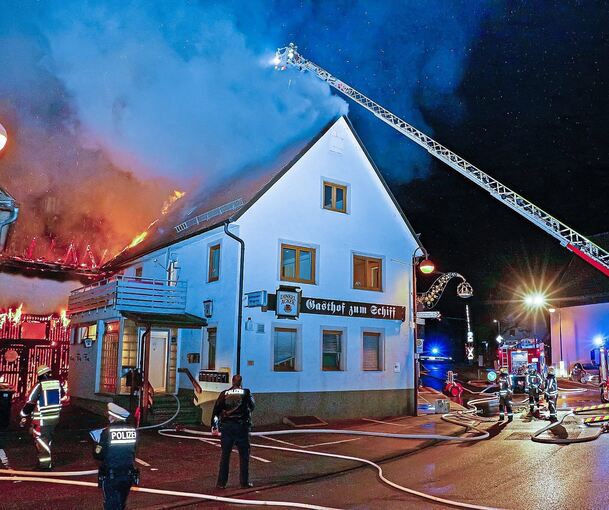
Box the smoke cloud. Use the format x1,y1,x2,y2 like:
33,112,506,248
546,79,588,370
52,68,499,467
0,0,488,269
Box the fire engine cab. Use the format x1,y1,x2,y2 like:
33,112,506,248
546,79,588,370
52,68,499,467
497,339,546,393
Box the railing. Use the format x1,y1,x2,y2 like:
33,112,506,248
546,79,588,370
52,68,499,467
68,276,187,315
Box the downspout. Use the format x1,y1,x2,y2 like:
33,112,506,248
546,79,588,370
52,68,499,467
224,220,245,376
0,203,19,252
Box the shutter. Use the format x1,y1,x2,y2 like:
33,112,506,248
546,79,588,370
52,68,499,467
363,333,380,370
323,332,341,353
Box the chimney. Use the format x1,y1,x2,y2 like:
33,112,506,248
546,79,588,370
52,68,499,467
0,187,19,252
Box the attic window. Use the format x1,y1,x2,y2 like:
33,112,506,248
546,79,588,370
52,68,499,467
329,130,344,153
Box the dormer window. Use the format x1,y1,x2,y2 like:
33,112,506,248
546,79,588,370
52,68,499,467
323,181,347,213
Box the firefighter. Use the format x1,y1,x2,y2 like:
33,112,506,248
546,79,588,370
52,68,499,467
497,367,513,422
19,365,66,469
93,403,139,510
544,366,559,422
212,374,255,489
525,364,543,416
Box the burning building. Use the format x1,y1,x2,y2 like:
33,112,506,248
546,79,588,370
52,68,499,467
66,117,424,425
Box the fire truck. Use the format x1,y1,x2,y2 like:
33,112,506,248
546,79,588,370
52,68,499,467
497,339,546,393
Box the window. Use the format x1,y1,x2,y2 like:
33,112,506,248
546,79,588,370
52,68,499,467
322,330,343,371
207,327,217,370
363,332,382,371
75,323,97,344
323,182,347,213
353,255,382,291
135,266,143,278
281,244,315,284
274,327,297,371
208,244,220,282
99,322,120,393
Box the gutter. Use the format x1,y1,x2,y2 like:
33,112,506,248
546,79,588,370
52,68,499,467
224,220,245,375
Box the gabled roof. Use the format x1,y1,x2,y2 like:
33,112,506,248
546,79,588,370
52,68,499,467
557,232,609,306
107,116,423,269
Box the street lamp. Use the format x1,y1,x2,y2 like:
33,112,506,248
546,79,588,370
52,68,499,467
0,122,7,152
524,292,546,308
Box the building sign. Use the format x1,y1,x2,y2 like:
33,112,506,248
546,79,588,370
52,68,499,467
302,297,405,321
246,291,268,308
276,290,300,319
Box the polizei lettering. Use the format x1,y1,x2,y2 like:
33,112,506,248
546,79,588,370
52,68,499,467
110,429,136,441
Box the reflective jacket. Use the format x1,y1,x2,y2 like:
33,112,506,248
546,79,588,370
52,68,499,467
20,378,65,425
498,375,513,396
94,422,137,475
526,372,543,391
212,387,255,425
545,375,558,397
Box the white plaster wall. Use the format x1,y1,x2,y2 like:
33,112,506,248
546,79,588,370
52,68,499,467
550,302,609,369
237,117,418,394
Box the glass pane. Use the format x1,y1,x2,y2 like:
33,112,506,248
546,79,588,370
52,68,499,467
369,260,381,289
363,333,380,370
323,332,341,353
282,248,296,279
335,187,344,211
353,257,366,288
323,353,339,370
323,184,333,208
274,329,296,371
209,247,220,280
299,249,313,281
208,328,217,370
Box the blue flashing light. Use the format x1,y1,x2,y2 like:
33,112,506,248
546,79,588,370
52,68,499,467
431,347,439,355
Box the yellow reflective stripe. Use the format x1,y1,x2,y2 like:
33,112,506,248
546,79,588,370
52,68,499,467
41,380,60,391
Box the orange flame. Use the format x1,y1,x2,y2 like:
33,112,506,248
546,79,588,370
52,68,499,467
128,231,148,249
60,309,70,329
161,190,186,215
0,304,24,328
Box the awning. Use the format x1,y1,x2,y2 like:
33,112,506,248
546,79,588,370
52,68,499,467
121,312,207,329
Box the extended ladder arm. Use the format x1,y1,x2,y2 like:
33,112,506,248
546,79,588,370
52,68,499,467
275,44,609,277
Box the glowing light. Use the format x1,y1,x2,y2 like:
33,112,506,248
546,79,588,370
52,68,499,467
272,54,281,66
419,259,435,274
593,335,604,346
0,122,7,151
128,231,148,249
59,309,70,329
548,307,556,313
161,190,186,215
496,335,503,343
524,292,546,308
431,347,439,355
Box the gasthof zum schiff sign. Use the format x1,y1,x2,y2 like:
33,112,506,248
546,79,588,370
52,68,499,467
302,297,405,321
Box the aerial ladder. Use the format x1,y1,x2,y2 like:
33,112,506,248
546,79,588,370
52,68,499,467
274,43,609,278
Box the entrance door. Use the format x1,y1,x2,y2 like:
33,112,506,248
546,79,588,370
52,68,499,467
149,331,168,393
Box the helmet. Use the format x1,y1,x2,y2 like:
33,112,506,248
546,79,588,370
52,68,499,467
500,367,508,375
37,365,52,377
548,366,555,375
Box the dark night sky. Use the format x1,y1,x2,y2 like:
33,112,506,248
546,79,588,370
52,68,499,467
1,1,608,346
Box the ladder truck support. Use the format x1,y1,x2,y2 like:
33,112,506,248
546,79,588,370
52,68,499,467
274,43,609,278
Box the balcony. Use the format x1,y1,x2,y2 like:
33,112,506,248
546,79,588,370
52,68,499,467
68,276,187,316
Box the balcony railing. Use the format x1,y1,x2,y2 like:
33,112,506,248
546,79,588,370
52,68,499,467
68,276,187,315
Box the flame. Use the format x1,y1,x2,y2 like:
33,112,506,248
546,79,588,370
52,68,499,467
0,304,24,328
128,231,148,249
161,190,186,215
60,309,70,329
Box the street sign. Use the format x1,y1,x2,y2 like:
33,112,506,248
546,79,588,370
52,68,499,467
246,290,268,308
416,311,441,320
487,371,497,382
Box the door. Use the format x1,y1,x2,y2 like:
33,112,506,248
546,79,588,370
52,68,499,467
149,331,168,393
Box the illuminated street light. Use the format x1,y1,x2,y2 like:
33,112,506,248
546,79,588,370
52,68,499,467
548,307,556,313
594,335,604,346
0,122,7,152
524,292,546,308
419,259,435,274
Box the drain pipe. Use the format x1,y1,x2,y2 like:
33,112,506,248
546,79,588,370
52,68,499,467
0,189,19,252
224,220,245,375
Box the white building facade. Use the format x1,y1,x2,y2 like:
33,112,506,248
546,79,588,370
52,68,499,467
67,117,423,425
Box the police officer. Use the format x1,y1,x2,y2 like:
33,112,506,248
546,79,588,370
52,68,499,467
93,403,139,510
497,367,513,422
19,365,66,469
544,366,559,422
525,364,543,416
212,374,255,489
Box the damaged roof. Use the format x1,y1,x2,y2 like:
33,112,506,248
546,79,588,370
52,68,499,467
106,116,423,269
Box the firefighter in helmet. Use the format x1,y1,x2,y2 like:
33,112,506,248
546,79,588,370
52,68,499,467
525,363,543,416
544,366,559,422
19,365,67,469
497,367,513,422
93,403,139,510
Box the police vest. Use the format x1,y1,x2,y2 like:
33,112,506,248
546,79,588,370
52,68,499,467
103,426,137,472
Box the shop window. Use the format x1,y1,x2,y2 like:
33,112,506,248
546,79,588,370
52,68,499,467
322,330,343,371
99,322,120,393
274,327,297,371
353,255,382,291
281,244,315,284
363,332,382,371
208,244,221,282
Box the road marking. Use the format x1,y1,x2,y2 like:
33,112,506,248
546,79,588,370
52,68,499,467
302,438,360,448
361,418,411,428
259,435,303,448
201,438,271,463
135,458,151,467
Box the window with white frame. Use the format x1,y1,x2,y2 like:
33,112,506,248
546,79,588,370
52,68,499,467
207,327,217,370
322,330,343,371
74,323,97,345
363,331,382,371
274,327,297,371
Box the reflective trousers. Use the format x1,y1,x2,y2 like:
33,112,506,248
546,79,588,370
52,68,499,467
498,394,513,419
32,420,57,469
547,394,557,419
217,421,250,487
528,389,540,413
101,475,132,510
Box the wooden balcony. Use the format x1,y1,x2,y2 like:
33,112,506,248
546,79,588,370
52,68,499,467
68,276,187,316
